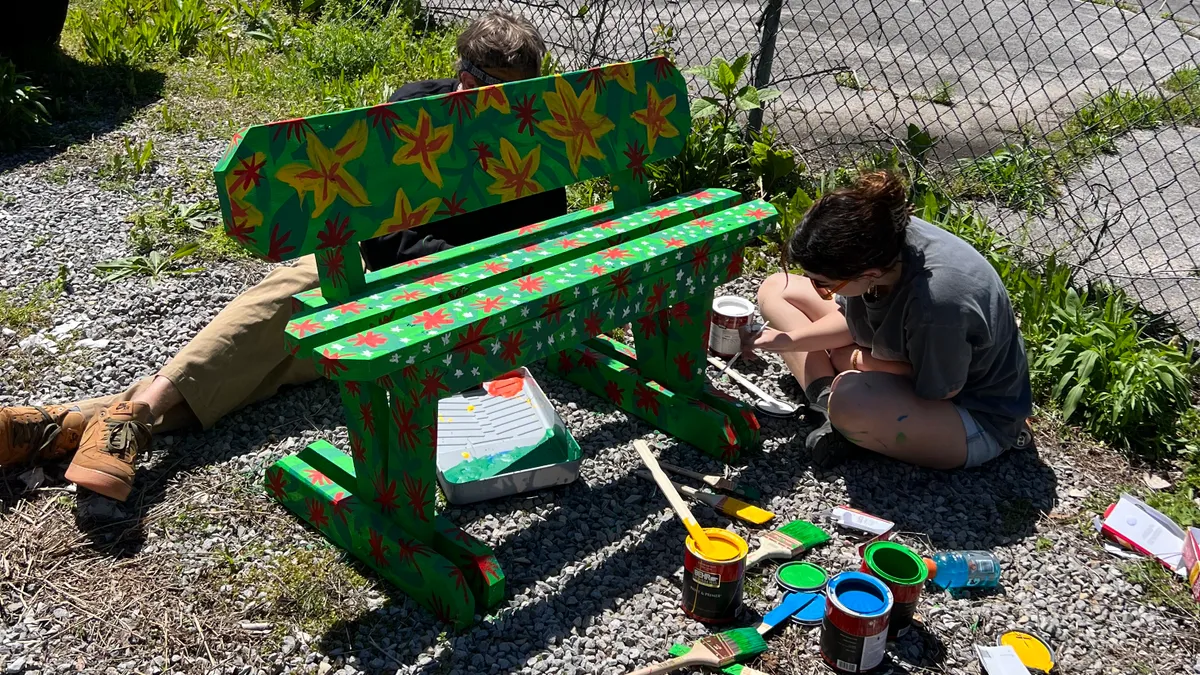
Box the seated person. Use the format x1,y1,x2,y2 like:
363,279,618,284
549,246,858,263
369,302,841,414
0,10,567,502
747,171,1032,470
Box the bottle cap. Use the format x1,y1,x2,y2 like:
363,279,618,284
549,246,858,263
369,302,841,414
923,557,937,576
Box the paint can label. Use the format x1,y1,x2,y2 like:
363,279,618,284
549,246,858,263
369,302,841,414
682,547,745,624
710,296,755,359
821,616,888,672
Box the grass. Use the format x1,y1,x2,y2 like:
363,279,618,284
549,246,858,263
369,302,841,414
0,267,69,336
1125,559,1200,618
1035,536,1054,551
225,545,372,639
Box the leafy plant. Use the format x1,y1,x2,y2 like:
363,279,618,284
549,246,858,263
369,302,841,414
956,143,1059,213
684,54,781,126
0,57,52,150
834,70,864,90
1062,89,1166,155
101,137,157,181
651,54,794,200
915,80,954,106
95,243,204,282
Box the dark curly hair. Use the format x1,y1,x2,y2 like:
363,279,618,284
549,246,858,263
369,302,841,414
786,171,910,280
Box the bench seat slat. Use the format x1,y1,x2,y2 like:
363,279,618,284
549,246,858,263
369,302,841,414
305,200,777,381
390,232,757,393
286,189,743,350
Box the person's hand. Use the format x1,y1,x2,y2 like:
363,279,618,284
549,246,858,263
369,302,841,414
742,327,791,353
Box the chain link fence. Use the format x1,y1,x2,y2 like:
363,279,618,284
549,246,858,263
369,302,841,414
424,0,1200,338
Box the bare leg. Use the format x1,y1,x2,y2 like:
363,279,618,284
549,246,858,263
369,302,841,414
138,376,184,421
828,371,968,469
756,272,843,389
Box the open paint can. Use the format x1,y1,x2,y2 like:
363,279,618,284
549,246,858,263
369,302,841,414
820,571,893,673
682,528,749,624
709,296,756,359
860,541,928,638
776,561,829,594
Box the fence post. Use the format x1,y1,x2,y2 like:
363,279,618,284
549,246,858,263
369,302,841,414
748,0,784,132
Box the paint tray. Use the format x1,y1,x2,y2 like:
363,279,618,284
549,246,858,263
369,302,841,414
435,367,581,505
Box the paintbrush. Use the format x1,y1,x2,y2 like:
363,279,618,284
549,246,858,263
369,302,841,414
745,519,831,570
717,321,769,378
633,440,714,554
635,470,774,525
630,627,768,675
666,644,769,675
658,461,761,500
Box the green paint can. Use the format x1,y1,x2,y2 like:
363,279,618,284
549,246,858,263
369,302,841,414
860,541,928,637
775,561,829,594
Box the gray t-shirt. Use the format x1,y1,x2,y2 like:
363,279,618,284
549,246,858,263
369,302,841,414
836,217,1032,449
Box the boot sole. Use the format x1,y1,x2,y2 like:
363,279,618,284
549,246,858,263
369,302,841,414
64,464,132,502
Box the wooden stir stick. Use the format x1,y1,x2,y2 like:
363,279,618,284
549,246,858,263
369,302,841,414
632,440,713,554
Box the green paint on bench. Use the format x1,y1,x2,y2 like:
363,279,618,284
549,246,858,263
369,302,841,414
219,56,775,628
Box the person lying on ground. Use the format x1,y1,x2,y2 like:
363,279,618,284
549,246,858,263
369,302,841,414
745,170,1033,470
0,10,567,503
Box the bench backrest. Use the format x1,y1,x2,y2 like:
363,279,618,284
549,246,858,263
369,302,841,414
214,57,690,267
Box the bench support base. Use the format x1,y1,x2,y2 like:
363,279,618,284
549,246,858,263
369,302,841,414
263,440,506,628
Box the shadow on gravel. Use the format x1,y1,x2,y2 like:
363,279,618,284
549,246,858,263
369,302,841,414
0,51,166,172
838,445,1059,550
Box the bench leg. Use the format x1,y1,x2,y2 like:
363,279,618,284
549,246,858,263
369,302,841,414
262,441,477,628
550,336,759,462
387,378,507,612
263,379,505,628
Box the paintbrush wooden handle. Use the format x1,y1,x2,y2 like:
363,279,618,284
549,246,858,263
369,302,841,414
745,546,791,569
627,654,701,675
632,441,712,552
658,461,717,486
636,470,721,507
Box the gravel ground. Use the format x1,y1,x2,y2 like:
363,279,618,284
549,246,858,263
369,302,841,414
2,120,1200,675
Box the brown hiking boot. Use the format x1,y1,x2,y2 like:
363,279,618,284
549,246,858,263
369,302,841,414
0,405,88,467
64,402,153,501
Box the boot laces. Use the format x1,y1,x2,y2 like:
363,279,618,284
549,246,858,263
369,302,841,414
103,417,151,463
13,406,63,462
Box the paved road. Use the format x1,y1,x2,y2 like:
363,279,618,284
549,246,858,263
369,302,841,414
426,0,1200,334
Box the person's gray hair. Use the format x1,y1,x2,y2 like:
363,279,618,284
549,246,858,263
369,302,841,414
457,10,546,82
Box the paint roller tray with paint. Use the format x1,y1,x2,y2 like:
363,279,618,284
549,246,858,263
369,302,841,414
435,367,582,505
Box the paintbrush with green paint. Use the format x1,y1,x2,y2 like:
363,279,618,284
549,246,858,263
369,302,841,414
666,644,768,675
745,519,831,570
629,627,767,674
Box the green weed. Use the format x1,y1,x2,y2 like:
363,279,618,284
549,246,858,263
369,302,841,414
915,80,955,106
100,137,157,182
1060,89,1166,156
1125,559,1200,618
834,70,865,90
0,268,68,336
955,144,1059,213
566,178,613,212
95,244,204,282
1035,536,1053,551
126,193,252,262
0,57,52,150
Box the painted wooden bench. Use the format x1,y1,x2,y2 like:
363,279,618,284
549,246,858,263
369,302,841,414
214,57,777,627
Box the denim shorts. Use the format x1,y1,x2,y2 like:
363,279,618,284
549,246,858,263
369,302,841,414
956,405,1005,468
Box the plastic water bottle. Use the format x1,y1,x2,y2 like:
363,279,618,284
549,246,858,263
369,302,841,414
923,551,1002,590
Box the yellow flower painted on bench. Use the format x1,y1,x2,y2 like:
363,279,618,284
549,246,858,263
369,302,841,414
538,76,615,176
486,139,543,202
476,86,511,114
604,63,637,94
392,108,454,187
631,83,678,153
376,188,442,236
276,121,371,218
